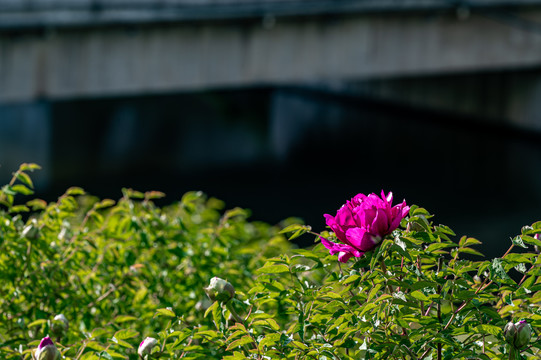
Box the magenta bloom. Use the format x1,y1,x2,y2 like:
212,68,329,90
321,190,409,262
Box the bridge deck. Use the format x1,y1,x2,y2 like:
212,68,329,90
3,0,541,103
1,0,541,29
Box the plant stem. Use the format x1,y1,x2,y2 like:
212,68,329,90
380,259,394,293
225,302,244,324
437,258,443,360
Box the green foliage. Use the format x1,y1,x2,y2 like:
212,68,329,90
0,164,291,359
1,164,541,359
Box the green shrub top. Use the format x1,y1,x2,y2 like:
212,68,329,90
0,164,540,360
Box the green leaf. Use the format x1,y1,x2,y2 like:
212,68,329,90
19,163,41,171
411,281,438,291
412,207,431,216
11,184,33,195
110,337,133,349
223,351,247,360
26,198,47,210
145,191,166,200
375,294,393,303
154,308,176,318
256,264,289,274
477,354,492,360
504,253,535,264
279,224,311,240
96,351,113,360
226,335,254,351
359,303,377,318
28,319,47,328
259,333,281,349
367,284,382,303
91,328,110,338
459,236,482,247
521,235,541,247
426,242,456,253
113,329,139,340
10,205,29,213
16,172,33,188
114,315,138,323
473,324,501,336
342,274,361,285
66,187,85,196
86,341,107,351
123,188,145,199
410,290,429,301
104,350,124,359
198,330,221,339
252,318,280,331
279,224,306,234
94,199,115,210
204,301,219,319
479,306,501,321
458,247,484,257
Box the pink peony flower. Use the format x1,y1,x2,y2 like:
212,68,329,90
321,190,409,262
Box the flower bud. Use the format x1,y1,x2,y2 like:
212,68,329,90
503,322,517,346
204,277,235,303
514,320,532,350
504,320,532,350
51,314,69,336
22,219,39,240
35,336,61,360
138,337,158,357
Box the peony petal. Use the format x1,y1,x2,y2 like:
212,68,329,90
38,337,55,350
324,214,345,241
335,205,356,228
338,251,354,263
350,193,366,207
401,203,410,218
320,236,341,254
371,208,389,236
346,227,379,252
360,205,377,229
366,193,385,209
389,202,410,231
321,237,363,261
381,190,393,214
384,190,393,204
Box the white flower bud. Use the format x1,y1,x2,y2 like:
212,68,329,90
51,314,69,336
22,219,39,240
204,277,235,303
138,337,158,357
35,336,61,360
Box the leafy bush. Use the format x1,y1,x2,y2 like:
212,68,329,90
0,164,540,360
0,164,291,359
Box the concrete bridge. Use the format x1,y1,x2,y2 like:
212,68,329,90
2,0,541,105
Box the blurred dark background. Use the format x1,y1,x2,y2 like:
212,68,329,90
2,0,541,257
